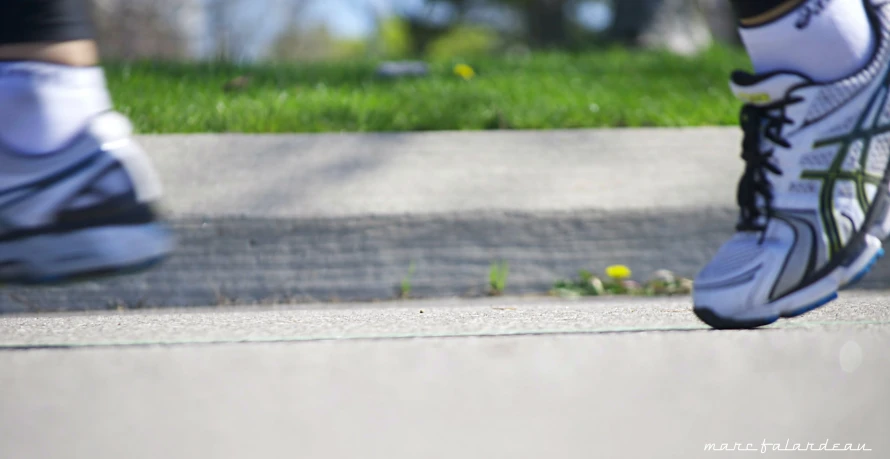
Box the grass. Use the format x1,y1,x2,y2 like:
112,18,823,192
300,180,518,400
400,262,416,299
552,268,693,298
489,261,509,296
105,46,751,134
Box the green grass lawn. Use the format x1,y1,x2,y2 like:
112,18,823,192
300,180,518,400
106,46,751,134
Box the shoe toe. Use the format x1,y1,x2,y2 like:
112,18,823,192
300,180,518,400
693,233,792,324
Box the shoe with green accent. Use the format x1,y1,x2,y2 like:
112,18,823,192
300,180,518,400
694,0,890,329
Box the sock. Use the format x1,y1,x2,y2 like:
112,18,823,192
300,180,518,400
735,0,875,82
0,62,112,155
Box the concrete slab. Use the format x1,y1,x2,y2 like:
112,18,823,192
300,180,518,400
3,128,889,311
1,294,888,459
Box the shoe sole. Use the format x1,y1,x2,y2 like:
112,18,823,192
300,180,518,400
693,249,884,330
0,223,174,285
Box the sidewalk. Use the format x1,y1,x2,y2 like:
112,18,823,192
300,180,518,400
3,128,887,312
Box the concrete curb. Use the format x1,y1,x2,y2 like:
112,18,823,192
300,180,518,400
2,128,889,312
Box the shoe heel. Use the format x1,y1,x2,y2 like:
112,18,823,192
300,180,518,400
869,183,890,240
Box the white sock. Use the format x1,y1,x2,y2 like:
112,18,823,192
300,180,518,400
739,0,876,82
0,62,112,155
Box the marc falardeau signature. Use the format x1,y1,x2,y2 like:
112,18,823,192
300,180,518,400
705,439,872,453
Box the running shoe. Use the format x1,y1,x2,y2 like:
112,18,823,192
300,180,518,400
0,111,173,284
694,0,890,329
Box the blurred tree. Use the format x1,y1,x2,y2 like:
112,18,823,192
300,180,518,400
494,0,738,53
269,24,370,61
610,0,712,54
427,24,499,59
492,0,570,48
377,17,413,58
609,0,742,53
523,0,570,47
700,0,740,45
397,0,470,55
397,0,565,54
405,18,452,56
269,25,336,61
91,0,194,60
482,0,564,48
206,0,310,61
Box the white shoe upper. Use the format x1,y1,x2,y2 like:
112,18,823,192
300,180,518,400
0,111,162,239
694,0,890,318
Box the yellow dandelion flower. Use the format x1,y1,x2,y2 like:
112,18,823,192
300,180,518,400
454,64,476,80
606,265,632,280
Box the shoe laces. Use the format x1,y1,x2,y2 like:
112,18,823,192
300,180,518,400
735,97,803,235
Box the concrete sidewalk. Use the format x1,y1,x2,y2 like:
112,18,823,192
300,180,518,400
2,294,889,459
3,128,889,312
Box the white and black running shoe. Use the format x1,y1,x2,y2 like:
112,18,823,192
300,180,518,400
0,111,173,284
694,0,890,329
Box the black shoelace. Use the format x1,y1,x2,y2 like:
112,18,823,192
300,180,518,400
735,97,803,234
